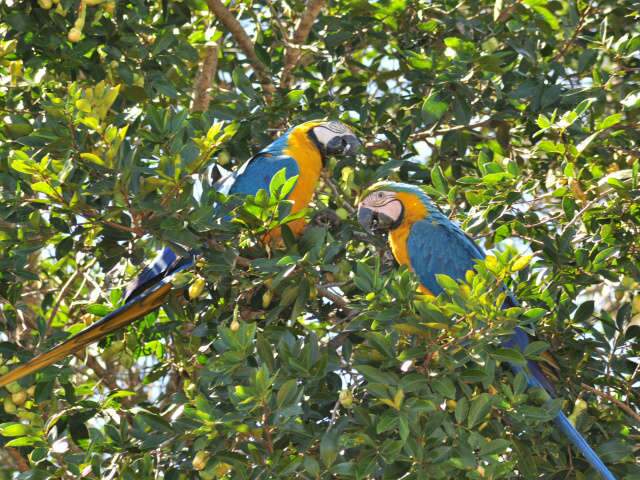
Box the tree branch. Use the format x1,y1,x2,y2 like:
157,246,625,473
366,118,494,151
206,0,275,97
191,44,219,113
317,285,350,308
233,253,351,308
280,0,326,90
581,383,640,424
553,4,594,62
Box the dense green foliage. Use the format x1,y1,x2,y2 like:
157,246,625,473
1,0,639,478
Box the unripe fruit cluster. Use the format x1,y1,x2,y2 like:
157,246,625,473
36,0,117,43
1,358,36,415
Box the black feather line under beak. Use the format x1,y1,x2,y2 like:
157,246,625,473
358,206,397,235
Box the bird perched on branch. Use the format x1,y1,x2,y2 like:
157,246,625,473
0,120,361,389
357,181,617,480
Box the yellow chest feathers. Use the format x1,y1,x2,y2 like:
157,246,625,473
388,191,432,294
283,128,323,214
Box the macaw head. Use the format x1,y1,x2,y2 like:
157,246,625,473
357,181,432,235
295,120,361,159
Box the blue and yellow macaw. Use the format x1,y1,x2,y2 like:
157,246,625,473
0,120,360,388
357,181,616,480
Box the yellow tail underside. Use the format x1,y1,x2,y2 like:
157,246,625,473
0,283,173,388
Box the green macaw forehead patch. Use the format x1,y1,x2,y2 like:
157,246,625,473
359,181,430,203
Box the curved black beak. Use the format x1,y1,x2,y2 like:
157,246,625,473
325,134,361,157
357,206,396,235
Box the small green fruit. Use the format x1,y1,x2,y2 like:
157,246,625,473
192,450,210,471
189,277,206,300
336,208,348,220
338,389,353,408
68,28,82,43
261,290,273,309
11,391,27,406
3,398,16,414
5,382,22,394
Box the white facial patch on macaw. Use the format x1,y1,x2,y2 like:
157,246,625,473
362,191,403,222
312,122,354,145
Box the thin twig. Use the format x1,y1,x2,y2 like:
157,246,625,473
235,254,350,308
206,0,275,97
326,396,342,431
366,118,494,150
191,44,219,113
553,3,594,62
560,195,601,235
322,172,356,214
45,258,97,335
580,383,640,424
280,0,326,90
85,355,120,391
496,0,522,23
317,285,350,308
45,271,81,332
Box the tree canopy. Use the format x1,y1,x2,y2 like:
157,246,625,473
0,0,639,478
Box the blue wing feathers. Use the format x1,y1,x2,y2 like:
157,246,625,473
124,247,193,301
227,153,299,196
407,218,484,296
127,139,300,301
215,131,299,198
407,215,616,479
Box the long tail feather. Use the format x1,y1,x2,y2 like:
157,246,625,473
554,410,617,480
0,270,188,389
516,364,617,480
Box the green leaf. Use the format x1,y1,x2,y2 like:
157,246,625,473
573,300,594,322
80,152,106,166
596,113,622,130
455,397,469,423
479,438,511,456
576,130,601,156
523,308,546,321
5,436,41,447
286,89,305,104
430,165,448,194
303,456,320,477
421,91,448,125
276,379,298,408
523,341,549,358
435,274,458,291
597,439,634,463
86,304,112,316
320,430,338,467
232,67,258,99
10,158,39,175
376,412,398,434
31,181,61,199
513,372,528,395
432,377,456,399
491,347,526,366
355,365,398,385
0,422,29,437
467,393,492,428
